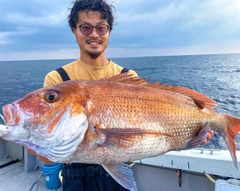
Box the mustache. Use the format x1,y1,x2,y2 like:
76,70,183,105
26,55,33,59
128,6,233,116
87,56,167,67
85,39,103,44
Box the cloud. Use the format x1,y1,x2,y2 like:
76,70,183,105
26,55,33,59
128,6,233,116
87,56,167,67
111,0,240,48
0,1,75,53
0,48,79,61
1,38,239,61
107,38,240,58
0,0,240,61
0,1,70,26
5,12,66,27
0,29,38,45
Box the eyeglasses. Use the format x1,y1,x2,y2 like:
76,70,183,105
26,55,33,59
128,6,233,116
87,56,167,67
79,23,110,36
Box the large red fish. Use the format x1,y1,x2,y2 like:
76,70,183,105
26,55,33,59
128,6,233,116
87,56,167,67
1,73,240,191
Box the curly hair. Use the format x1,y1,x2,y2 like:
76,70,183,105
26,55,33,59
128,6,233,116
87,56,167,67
68,0,115,32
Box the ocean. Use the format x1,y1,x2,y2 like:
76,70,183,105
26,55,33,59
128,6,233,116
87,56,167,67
0,53,240,149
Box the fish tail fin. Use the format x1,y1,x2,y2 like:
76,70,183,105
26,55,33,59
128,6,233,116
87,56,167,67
225,114,240,169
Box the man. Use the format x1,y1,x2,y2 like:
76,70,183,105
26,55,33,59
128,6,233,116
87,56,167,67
28,0,214,190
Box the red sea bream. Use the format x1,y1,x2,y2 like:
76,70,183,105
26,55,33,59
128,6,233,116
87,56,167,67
1,73,240,191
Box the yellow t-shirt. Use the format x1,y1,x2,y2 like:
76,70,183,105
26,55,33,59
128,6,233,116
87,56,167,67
44,59,138,87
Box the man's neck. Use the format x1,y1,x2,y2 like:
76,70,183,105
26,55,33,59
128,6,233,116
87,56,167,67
80,54,109,67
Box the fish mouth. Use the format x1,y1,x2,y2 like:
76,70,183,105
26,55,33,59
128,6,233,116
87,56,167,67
1,105,32,141
1,104,89,162
2,103,23,126
0,123,30,142
0,113,30,140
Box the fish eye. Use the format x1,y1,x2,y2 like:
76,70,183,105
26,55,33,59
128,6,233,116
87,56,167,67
44,91,59,103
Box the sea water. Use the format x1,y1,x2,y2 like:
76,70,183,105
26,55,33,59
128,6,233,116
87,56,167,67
0,53,240,149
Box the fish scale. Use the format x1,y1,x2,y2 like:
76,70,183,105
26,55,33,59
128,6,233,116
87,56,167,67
1,73,240,191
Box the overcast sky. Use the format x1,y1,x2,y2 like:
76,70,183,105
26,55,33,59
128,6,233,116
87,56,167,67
1,0,240,61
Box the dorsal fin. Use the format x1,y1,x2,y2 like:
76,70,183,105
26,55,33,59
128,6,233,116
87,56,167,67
105,73,217,110
146,82,217,109
104,72,150,85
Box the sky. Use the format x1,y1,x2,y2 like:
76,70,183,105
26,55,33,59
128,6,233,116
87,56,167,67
0,0,240,61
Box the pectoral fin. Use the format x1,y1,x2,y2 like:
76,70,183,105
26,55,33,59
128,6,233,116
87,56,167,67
102,163,137,191
94,124,171,149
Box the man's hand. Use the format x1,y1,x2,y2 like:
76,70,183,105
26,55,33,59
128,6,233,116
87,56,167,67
27,148,55,164
200,130,214,145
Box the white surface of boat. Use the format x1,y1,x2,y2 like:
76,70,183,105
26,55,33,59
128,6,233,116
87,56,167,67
132,149,240,191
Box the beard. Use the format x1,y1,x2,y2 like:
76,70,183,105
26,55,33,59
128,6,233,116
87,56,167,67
82,40,108,59
86,50,102,59
85,39,109,59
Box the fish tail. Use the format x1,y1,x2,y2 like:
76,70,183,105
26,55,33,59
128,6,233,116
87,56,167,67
225,114,240,169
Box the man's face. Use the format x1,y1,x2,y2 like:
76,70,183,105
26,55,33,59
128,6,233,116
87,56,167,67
73,11,110,59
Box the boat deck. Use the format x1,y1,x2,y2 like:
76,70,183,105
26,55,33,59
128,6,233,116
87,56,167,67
0,158,57,191
1,139,240,191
